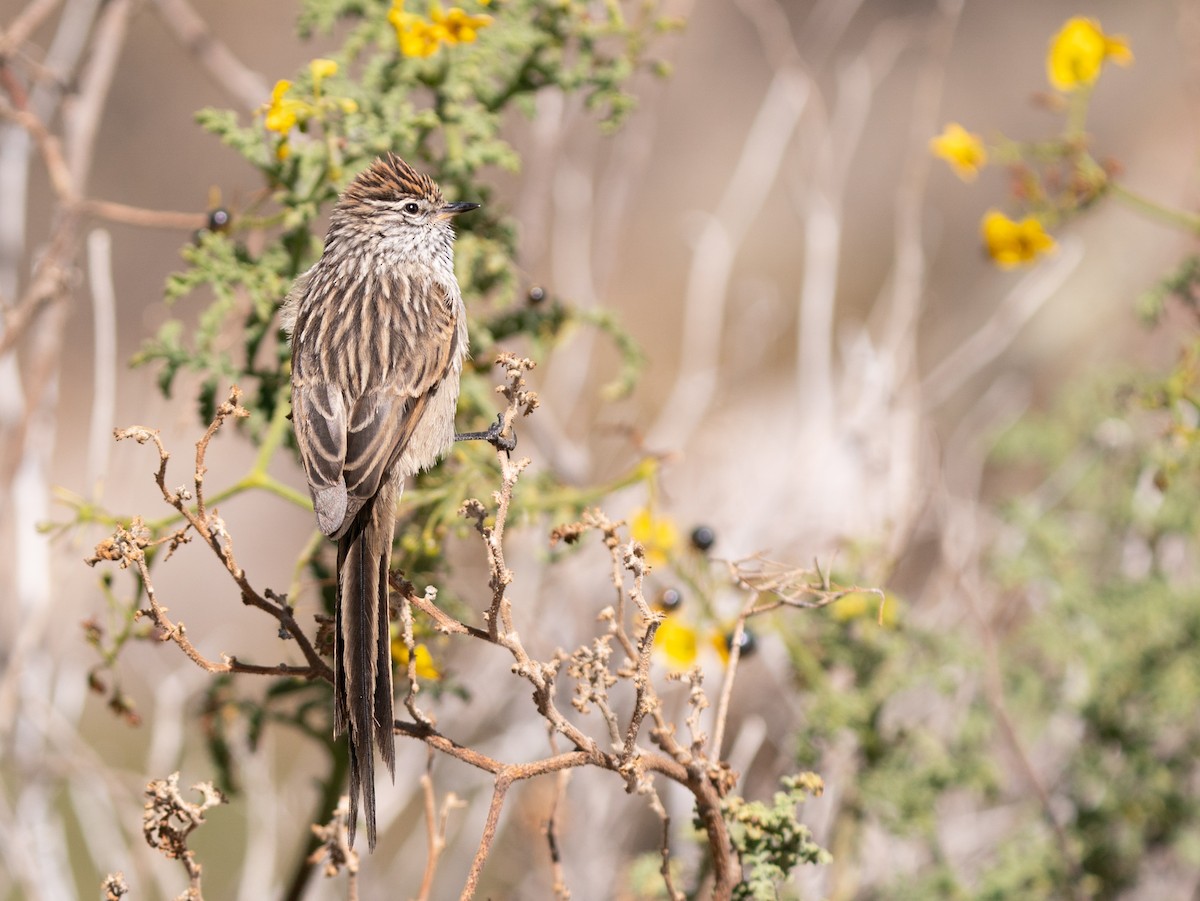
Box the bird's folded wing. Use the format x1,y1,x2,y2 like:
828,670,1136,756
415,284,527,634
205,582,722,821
341,280,460,510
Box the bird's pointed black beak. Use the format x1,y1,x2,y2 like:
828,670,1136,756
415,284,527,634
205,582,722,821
440,201,481,218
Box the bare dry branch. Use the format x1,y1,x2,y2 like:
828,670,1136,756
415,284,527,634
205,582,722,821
308,795,360,884
416,766,464,901
143,772,226,901
88,388,332,682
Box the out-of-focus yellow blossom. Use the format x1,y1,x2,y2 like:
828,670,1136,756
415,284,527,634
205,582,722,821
654,616,698,671
1047,17,1132,92
390,6,445,58
310,58,338,91
389,1,492,57
391,638,441,680
630,508,678,568
831,591,899,628
431,2,493,44
264,80,307,134
981,210,1056,269
929,123,987,182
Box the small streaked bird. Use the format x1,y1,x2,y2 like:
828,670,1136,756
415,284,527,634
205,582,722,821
284,154,481,850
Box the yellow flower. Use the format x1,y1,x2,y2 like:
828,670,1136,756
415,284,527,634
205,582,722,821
388,1,491,57
263,79,309,134
929,123,987,182
310,58,338,91
1047,17,1133,92
654,617,698,671
389,3,446,58
630,508,678,569
981,210,1056,269
430,2,493,45
391,638,441,680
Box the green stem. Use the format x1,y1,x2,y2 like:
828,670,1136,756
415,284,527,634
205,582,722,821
1065,84,1091,139
254,391,294,473
1109,182,1200,235
288,529,327,603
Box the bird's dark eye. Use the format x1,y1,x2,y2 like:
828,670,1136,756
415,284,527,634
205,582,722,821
403,202,420,214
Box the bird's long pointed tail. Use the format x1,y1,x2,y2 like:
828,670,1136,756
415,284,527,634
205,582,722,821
334,483,398,851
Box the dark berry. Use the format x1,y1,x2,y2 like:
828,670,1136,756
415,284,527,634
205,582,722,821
725,628,756,657
528,285,546,304
656,587,683,612
690,525,716,552
207,207,231,231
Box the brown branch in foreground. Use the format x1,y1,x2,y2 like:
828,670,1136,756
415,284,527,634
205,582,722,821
142,772,226,901
101,871,129,900
87,386,332,683
80,198,206,230
90,358,804,898
398,356,736,898
308,794,360,899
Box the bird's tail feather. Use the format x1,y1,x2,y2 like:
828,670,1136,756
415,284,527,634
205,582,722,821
334,482,398,851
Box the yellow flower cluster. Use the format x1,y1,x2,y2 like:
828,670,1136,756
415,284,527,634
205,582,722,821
929,16,1132,269
264,79,309,136
980,210,1056,269
262,59,357,160
388,1,493,59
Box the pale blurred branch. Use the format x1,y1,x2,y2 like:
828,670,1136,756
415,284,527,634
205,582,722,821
875,0,964,362
86,229,116,496
150,0,272,112
0,0,64,57
646,58,810,447
921,238,1084,408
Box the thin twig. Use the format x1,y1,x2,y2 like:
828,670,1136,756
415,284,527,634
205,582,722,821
711,592,759,759
415,764,462,901
81,198,205,230
91,388,333,681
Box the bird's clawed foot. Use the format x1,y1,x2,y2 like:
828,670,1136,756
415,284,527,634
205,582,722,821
455,413,517,453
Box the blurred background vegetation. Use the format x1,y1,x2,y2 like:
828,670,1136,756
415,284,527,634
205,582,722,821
2,0,1200,898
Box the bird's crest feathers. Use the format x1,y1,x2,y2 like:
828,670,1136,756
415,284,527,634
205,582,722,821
342,153,442,206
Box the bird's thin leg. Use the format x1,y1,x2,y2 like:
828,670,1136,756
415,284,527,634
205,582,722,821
455,413,516,452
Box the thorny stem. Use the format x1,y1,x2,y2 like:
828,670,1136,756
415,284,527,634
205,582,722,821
461,775,514,901
97,360,747,899
400,585,434,726
91,386,332,683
